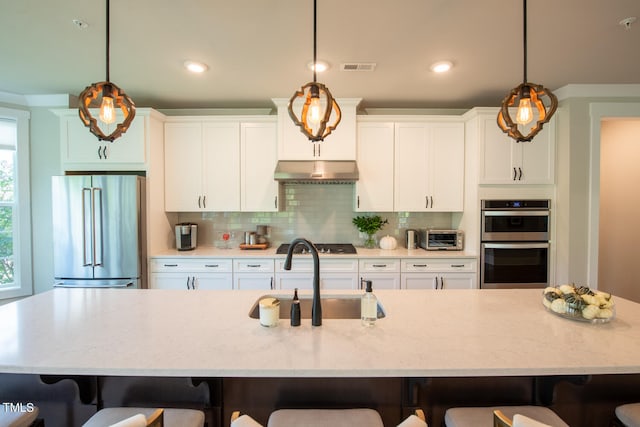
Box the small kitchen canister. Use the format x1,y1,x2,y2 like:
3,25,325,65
259,297,280,327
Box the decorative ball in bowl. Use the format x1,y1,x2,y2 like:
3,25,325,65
542,284,615,323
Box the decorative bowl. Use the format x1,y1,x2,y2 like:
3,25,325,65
542,284,615,323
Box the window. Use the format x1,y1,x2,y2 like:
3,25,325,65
0,108,31,300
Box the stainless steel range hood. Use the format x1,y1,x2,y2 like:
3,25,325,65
274,160,359,184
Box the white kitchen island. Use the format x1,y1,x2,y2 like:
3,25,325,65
1,288,639,378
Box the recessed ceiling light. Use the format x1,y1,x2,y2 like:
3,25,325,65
184,60,209,73
430,61,453,73
307,60,330,72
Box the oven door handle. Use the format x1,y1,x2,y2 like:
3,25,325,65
482,211,549,216
483,242,549,249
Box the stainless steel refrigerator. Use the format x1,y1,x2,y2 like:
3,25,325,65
52,175,147,288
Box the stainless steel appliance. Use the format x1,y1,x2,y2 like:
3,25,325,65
52,175,146,288
405,229,419,249
480,199,550,289
175,223,197,251
276,243,357,255
420,229,464,251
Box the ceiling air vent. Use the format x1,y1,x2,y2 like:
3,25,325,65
340,63,376,72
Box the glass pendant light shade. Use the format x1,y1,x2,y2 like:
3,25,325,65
497,0,557,142
497,82,557,142
79,81,136,142
78,0,135,142
288,82,341,142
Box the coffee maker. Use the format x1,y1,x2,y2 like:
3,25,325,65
175,223,197,251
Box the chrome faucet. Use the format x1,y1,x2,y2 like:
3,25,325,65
284,238,322,326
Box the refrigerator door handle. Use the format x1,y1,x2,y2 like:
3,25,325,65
82,187,93,266
92,187,104,266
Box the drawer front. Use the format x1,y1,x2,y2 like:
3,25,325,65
275,258,358,273
234,259,275,273
150,258,233,273
401,258,477,273
359,259,401,273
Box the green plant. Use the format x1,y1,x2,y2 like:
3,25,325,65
352,215,388,235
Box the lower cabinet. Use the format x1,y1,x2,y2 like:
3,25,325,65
149,258,233,290
233,259,275,290
274,258,359,290
359,259,401,290
400,258,477,289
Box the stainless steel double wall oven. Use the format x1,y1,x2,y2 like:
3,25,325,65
480,199,550,289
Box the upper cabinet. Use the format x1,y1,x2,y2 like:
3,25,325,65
240,121,279,212
355,121,395,212
55,108,163,171
394,121,465,212
272,98,361,160
477,108,555,185
164,116,278,213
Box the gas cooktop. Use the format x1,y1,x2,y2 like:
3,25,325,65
276,243,357,255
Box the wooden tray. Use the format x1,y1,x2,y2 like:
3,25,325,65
239,243,270,250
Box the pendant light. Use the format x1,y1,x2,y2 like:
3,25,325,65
287,0,341,142
497,0,557,142
78,0,135,142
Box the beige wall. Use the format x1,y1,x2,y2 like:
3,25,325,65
598,119,640,301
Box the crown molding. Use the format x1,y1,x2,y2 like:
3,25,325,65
555,84,640,101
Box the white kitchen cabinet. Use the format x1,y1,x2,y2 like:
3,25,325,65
164,120,240,212
400,258,477,289
478,109,555,184
241,121,280,212
358,258,401,289
148,258,233,290
272,98,361,160
233,259,275,290
274,258,359,290
55,108,161,171
355,121,395,212
394,122,465,212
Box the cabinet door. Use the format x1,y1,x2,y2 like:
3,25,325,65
429,123,464,211
479,113,519,184
241,122,279,211
355,122,395,212
519,122,555,184
194,273,233,290
164,122,203,211
202,122,241,211
401,273,438,289
149,272,192,290
321,273,359,290
276,273,313,290
360,273,401,290
234,274,274,290
394,123,429,211
440,273,476,290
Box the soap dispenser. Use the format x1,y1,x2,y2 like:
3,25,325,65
290,288,301,327
360,279,377,326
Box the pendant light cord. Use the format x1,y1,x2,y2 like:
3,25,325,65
105,0,110,82
522,0,527,84
312,0,317,83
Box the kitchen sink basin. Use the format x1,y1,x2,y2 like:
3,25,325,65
248,294,386,320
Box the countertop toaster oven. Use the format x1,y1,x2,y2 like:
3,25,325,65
419,229,464,251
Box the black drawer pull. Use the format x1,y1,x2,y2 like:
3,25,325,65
204,264,219,268
412,264,428,267
372,264,387,268
163,264,178,267
451,264,465,268
246,264,262,268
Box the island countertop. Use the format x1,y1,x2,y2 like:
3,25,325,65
1,288,638,378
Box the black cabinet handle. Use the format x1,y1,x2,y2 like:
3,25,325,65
518,167,523,180
163,263,178,267
204,264,219,268
274,196,278,209
372,264,387,268
451,264,465,268
198,196,201,209
270,277,274,290
413,264,427,268
513,167,517,181
357,196,360,209
430,196,433,208
202,195,206,209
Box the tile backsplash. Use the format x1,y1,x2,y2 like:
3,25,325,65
177,184,454,248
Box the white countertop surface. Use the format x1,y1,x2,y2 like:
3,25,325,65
1,288,638,378
152,246,477,258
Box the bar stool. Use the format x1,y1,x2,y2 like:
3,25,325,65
0,406,40,427
444,405,568,427
615,403,640,427
230,408,428,427
82,407,204,427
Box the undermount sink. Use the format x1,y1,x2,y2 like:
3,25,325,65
248,294,386,320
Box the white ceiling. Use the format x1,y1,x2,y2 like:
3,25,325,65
1,0,639,111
